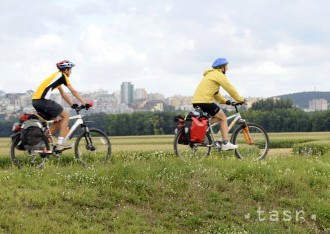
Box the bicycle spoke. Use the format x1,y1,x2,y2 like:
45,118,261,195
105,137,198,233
174,130,211,161
75,129,111,166
11,137,51,169
232,123,269,160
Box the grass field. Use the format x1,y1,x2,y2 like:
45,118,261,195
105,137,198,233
0,132,329,233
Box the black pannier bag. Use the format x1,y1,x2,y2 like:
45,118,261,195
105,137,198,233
19,119,44,148
174,115,188,144
183,112,194,143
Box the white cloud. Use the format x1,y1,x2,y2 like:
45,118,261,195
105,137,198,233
31,35,63,49
0,0,329,98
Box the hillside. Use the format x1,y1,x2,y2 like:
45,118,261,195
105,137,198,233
0,133,329,233
275,91,330,108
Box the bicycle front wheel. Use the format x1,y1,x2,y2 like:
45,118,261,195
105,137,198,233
173,129,212,161
74,128,111,166
231,123,269,160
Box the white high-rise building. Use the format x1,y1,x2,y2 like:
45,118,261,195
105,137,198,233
120,82,134,105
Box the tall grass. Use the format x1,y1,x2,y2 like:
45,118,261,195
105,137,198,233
0,150,329,233
0,133,329,232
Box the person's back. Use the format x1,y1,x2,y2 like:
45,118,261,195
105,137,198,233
32,71,70,100
192,67,244,105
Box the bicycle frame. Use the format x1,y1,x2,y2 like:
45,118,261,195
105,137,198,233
46,114,86,142
208,112,241,134
207,105,254,145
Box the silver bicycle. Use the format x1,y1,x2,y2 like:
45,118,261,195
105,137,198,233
11,104,111,168
174,102,269,161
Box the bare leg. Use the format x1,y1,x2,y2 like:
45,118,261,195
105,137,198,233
59,109,70,138
50,122,60,135
53,110,71,151
213,109,229,141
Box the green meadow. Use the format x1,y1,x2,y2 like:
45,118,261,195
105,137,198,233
0,132,329,233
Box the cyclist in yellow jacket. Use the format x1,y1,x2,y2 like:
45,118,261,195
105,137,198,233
192,58,245,150
32,60,89,151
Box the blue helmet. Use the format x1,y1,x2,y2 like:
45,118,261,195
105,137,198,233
212,58,228,68
56,60,75,70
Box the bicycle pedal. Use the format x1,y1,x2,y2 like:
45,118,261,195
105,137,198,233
213,141,222,147
213,141,223,152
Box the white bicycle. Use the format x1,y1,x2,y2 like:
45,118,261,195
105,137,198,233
174,102,269,161
11,103,111,168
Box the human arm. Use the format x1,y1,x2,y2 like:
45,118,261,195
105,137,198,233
66,84,86,104
217,75,244,103
58,86,74,106
214,92,227,104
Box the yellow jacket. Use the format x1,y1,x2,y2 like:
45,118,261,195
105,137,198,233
192,68,244,104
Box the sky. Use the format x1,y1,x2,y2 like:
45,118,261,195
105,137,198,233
0,0,329,98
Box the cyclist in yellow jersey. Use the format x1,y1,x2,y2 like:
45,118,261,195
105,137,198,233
192,58,245,151
32,60,89,151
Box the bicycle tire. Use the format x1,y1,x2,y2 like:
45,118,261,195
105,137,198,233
231,123,269,160
173,128,212,161
74,128,111,167
11,135,50,169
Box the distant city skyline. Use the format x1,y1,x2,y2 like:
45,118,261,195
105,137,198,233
1,86,328,116
0,85,328,100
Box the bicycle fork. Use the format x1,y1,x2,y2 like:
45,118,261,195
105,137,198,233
83,127,96,151
241,122,254,145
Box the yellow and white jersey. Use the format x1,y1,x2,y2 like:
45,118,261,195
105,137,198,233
32,71,71,100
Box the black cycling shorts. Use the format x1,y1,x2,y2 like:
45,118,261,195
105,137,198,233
32,99,63,120
193,103,221,116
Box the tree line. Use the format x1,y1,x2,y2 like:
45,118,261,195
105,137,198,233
0,98,329,137
241,109,330,132
85,112,177,136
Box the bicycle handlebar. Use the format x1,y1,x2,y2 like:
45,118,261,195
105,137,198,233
230,102,245,106
74,104,91,114
228,101,246,113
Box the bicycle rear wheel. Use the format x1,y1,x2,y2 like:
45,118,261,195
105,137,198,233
173,129,212,161
74,128,111,167
11,135,50,169
231,123,269,160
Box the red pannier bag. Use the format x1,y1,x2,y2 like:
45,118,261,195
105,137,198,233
189,116,208,143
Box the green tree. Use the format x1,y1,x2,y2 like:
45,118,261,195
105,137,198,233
251,98,293,111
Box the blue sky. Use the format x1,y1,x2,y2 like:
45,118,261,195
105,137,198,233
0,0,329,98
